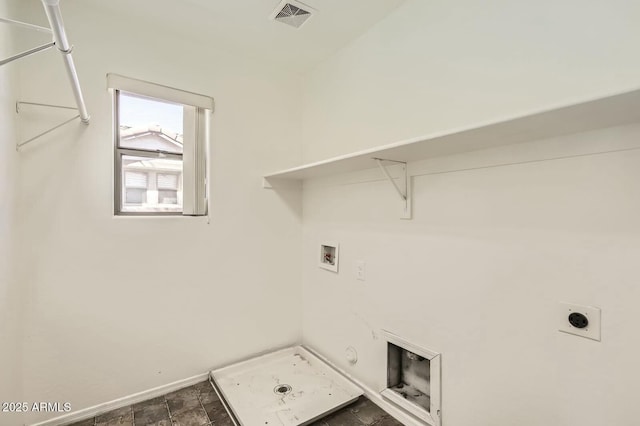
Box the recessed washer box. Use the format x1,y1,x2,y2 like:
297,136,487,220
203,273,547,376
210,346,362,426
381,330,441,426
319,241,339,272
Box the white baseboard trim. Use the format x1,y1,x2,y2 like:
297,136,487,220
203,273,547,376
304,345,428,426
30,372,209,426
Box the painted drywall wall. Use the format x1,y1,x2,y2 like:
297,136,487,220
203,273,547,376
0,1,24,424
302,0,640,162
12,1,303,424
302,124,640,426
300,1,640,425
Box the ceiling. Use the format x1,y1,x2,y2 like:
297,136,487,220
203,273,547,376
83,0,405,74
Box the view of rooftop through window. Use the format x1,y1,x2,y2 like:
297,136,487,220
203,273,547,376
118,92,185,213
119,92,184,135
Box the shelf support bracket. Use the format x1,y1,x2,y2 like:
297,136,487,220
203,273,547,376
2,2,91,124
374,158,412,220
0,17,55,66
15,101,81,150
0,41,55,67
0,17,53,34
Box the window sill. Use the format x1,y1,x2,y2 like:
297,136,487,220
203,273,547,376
112,214,209,223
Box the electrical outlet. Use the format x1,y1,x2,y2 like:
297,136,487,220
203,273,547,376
558,302,601,341
355,261,366,281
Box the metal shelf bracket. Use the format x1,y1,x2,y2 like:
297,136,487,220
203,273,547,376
0,17,53,34
0,17,55,66
2,1,91,125
0,41,56,67
374,158,412,220
15,101,81,150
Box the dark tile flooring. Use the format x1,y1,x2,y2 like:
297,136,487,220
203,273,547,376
68,379,403,426
310,397,403,426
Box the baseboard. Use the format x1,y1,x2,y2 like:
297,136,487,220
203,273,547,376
303,345,428,426
30,372,209,426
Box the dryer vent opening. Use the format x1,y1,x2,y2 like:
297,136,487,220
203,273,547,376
381,331,442,426
387,343,431,412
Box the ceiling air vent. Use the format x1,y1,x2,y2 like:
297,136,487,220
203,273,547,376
270,0,315,29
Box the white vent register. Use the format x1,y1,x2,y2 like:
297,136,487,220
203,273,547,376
270,0,315,28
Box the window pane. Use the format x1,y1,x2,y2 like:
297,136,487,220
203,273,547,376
121,154,183,213
125,171,148,188
118,92,184,154
157,173,179,190
158,190,178,205
125,188,147,205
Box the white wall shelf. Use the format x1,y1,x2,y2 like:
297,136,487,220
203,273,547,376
263,88,640,184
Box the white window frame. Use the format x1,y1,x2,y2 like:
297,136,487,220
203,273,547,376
108,74,213,216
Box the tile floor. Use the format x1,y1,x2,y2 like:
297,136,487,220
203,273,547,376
68,379,403,426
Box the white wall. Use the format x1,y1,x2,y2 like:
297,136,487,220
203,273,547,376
302,125,640,426
300,1,640,425
302,0,640,162
12,1,303,424
0,1,24,424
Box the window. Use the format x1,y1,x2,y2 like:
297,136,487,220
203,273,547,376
157,173,180,205
124,170,148,204
108,74,213,216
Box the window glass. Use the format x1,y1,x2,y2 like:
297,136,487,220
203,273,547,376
118,92,184,154
157,173,179,189
125,171,148,188
125,188,147,205
120,154,183,213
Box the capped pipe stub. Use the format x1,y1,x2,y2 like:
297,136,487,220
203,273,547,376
345,346,358,365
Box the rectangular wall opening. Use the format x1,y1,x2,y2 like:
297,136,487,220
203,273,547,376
318,241,339,272
387,342,431,412
381,330,441,426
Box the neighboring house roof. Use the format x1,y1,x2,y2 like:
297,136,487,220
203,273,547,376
125,158,182,173
120,125,183,153
121,125,183,172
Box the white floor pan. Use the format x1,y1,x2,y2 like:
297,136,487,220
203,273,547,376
210,346,363,426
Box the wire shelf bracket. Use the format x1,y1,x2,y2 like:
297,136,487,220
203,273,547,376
0,41,56,67
1,1,90,150
0,16,53,34
15,101,81,150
